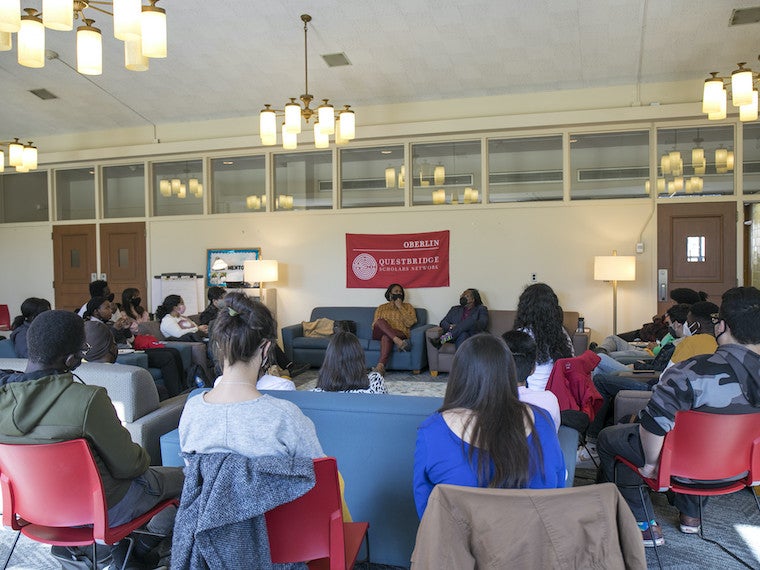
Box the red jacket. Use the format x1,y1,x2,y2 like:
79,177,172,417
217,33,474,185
546,350,603,421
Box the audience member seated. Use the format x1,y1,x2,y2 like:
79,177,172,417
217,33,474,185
615,287,707,342
87,296,186,398
175,293,323,566
514,283,574,391
0,310,183,567
120,287,150,323
587,301,720,452
597,286,760,547
502,330,560,431
156,294,208,342
209,340,296,392
198,286,226,326
77,279,115,318
9,297,51,358
313,331,387,394
430,288,488,349
413,333,565,517
371,283,417,376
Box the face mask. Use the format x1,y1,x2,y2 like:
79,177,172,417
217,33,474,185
459,296,468,306
106,293,115,303
131,297,141,308
682,322,696,337
391,293,403,301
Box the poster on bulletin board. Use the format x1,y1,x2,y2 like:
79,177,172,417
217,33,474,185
345,230,450,288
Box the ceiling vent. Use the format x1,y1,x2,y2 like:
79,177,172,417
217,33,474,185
29,88,58,100
729,7,760,25
321,52,351,67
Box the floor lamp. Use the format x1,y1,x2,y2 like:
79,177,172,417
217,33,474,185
244,259,279,318
594,251,636,335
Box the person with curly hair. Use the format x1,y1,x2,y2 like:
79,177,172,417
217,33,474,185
513,283,573,391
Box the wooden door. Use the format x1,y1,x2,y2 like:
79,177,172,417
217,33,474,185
657,202,737,315
53,224,97,311
100,222,147,304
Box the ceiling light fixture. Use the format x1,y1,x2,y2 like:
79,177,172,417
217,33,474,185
0,0,167,75
701,58,759,122
259,14,355,149
0,138,38,173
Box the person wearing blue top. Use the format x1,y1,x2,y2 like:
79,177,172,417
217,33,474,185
413,334,566,518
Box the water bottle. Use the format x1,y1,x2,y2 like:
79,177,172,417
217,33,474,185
194,375,205,388
577,317,585,332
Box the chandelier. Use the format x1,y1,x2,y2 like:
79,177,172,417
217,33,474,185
0,0,167,75
0,138,38,172
259,14,355,149
701,58,759,122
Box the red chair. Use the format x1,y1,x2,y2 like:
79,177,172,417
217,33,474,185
0,439,178,570
0,305,10,331
615,410,760,569
265,457,370,570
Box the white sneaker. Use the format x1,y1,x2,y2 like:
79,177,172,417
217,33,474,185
576,444,598,463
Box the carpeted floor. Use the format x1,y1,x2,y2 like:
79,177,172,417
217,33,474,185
2,371,759,569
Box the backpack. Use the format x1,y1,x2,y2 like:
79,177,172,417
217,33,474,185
185,362,211,389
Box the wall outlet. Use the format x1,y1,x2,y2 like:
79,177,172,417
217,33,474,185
635,242,644,254
530,273,537,282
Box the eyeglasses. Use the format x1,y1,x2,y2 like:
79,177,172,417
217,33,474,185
710,313,721,325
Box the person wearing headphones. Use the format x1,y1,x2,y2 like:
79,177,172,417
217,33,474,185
371,283,417,375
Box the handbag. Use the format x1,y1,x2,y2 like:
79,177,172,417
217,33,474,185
333,320,357,335
133,334,165,349
302,318,335,338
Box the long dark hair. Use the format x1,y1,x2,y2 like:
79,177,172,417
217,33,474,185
210,292,276,368
441,334,541,488
317,332,369,391
155,295,182,321
12,297,51,330
121,287,145,319
514,283,572,364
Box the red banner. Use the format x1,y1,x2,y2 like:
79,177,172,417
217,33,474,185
346,231,450,288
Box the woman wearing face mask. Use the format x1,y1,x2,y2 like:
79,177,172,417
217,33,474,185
156,295,209,341
121,287,150,323
371,283,417,375
432,288,489,349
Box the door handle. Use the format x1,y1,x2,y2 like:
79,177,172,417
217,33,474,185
657,269,668,302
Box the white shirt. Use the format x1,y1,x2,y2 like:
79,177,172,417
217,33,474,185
213,374,296,391
518,386,561,432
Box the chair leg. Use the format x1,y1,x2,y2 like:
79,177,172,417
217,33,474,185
639,487,663,570
1,531,20,570
91,542,97,570
752,486,760,515
693,494,756,569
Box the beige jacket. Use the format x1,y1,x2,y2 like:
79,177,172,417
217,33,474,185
411,483,646,570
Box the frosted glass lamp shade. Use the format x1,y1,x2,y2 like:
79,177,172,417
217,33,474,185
244,259,279,285
708,90,727,120
22,144,37,169
434,165,445,186
77,23,102,75
339,107,355,140
314,121,329,149
170,178,180,194
0,149,4,172
159,179,171,197
0,30,10,51
0,0,20,33
691,147,704,164
124,38,148,71
660,154,671,175
259,106,277,143
113,0,141,40
8,140,23,166
702,76,725,114
385,167,396,188
18,13,44,68
731,66,754,107
317,101,334,135
141,4,166,58
334,117,349,146
594,255,636,281
282,123,297,150
42,0,72,30
740,90,758,122
284,101,302,134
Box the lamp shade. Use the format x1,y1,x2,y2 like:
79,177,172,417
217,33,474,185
244,259,279,285
434,165,445,186
0,30,11,51
113,0,141,41
708,89,727,120
731,64,754,107
8,139,23,166
594,255,636,281
702,75,724,114
317,101,334,135
22,143,37,170
140,3,166,58
284,100,301,134
0,0,20,33
124,38,148,71
77,22,102,75
338,106,355,140
740,90,758,122
42,0,73,31
0,149,4,172
17,11,44,68
259,105,277,143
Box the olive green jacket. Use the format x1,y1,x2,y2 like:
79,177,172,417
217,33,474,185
0,370,150,507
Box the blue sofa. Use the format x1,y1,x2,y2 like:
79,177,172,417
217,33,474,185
160,389,579,567
281,307,433,372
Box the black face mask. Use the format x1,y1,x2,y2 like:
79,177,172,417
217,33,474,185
391,293,403,301
106,293,115,303
131,297,142,308
459,296,468,306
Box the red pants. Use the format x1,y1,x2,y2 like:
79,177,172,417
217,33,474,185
372,319,407,366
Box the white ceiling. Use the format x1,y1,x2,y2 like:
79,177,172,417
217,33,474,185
1,0,759,140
